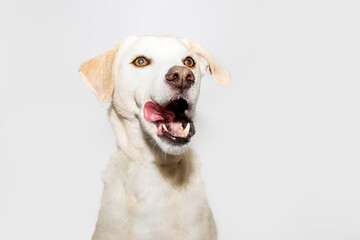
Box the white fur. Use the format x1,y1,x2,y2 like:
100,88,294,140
79,36,230,240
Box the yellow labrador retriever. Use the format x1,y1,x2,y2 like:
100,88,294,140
79,36,230,240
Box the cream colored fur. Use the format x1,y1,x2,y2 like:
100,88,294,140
79,36,230,240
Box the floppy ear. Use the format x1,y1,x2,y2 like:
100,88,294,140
187,40,231,85
79,44,120,105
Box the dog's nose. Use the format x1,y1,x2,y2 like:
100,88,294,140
165,66,195,91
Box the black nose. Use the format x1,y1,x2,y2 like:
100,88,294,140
165,66,195,91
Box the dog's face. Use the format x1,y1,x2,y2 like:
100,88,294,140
79,36,230,155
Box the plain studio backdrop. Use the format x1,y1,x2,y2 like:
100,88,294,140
1,0,360,239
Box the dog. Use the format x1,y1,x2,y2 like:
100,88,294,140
79,36,230,240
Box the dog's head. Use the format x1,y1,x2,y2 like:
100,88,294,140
79,36,230,155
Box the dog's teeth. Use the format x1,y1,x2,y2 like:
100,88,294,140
163,124,169,132
183,123,190,137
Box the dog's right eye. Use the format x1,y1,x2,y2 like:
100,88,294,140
132,57,150,67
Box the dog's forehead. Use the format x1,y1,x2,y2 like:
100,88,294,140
124,36,189,58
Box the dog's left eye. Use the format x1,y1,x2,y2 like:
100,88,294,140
183,57,196,68
132,57,150,67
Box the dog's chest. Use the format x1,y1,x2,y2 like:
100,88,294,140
124,165,192,220
96,152,211,239
101,160,205,239
126,190,186,238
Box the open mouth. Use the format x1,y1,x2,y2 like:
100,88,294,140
143,98,195,145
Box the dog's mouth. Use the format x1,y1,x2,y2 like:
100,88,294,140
143,98,195,145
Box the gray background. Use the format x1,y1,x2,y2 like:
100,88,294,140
1,0,360,239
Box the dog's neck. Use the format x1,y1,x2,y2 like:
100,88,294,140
108,104,151,161
108,104,194,187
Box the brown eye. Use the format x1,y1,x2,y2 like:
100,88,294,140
132,57,150,67
183,57,195,68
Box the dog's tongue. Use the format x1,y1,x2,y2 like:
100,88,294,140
144,101,175,122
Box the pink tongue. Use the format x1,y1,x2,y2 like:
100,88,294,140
143,101,175,122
